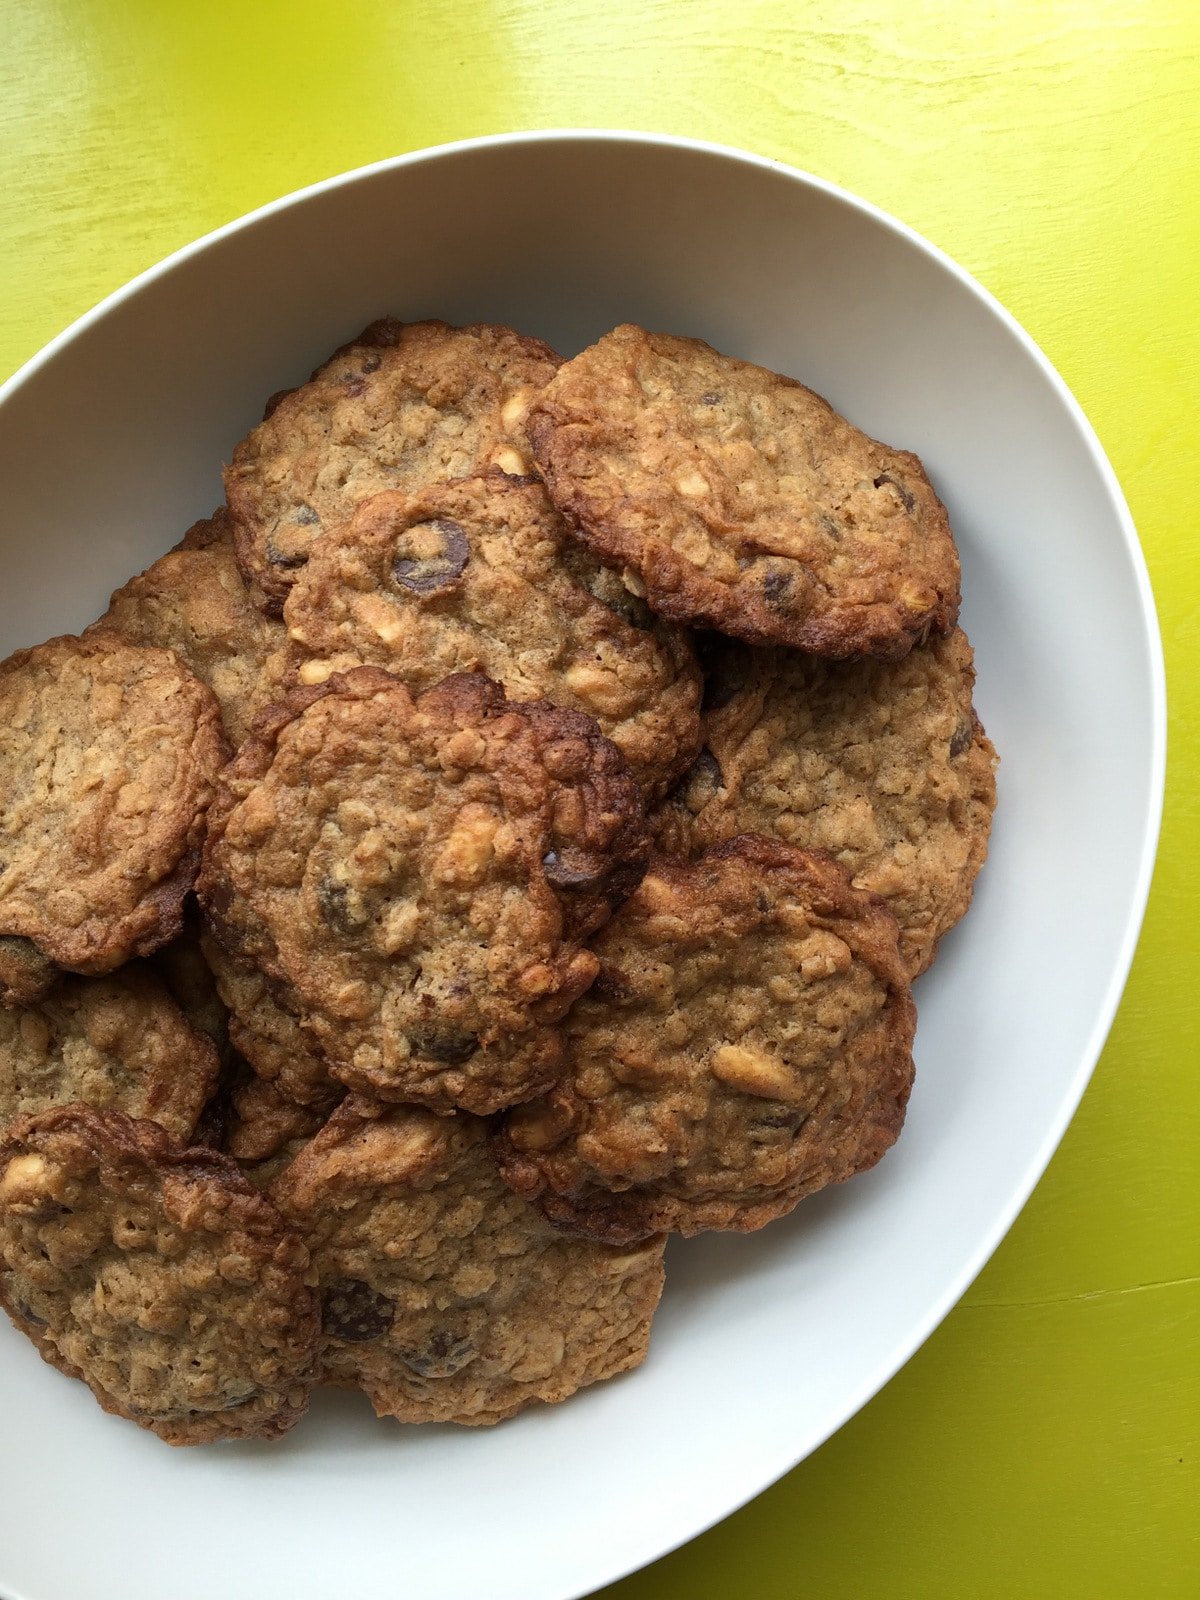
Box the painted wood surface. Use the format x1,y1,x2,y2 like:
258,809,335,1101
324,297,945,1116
1,2,1196,1594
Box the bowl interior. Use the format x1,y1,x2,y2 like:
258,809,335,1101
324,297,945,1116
0,134,1161,1600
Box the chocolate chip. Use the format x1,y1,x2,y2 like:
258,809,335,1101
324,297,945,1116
755,1107,808,1131
316,878,369,937
762,569,793,605
542,848,612,889
949,716,974,758
265,537,308,570
341,376,366,397
321,1279,395,1343
392,519,470,594
409,1031,478,1064
873,473,915,514
820,513,842,542
293,504,320,526
398,1328,478,1379
360,353,382,374
699,391,722,406
674,748,722,813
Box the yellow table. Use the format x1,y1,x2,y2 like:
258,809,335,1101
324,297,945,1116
3,2,1196,1594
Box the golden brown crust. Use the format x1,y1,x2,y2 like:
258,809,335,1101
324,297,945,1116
495,837,915,1241
529,325,960,656
655,629,998,976
225,319,563,615
0,633,228,973
88,508,290,748
221,1069,332,1190
0,1105,318,1443
270,1097,665,1425
200,669,648,1114
0,965,220,1140
282,474,702,798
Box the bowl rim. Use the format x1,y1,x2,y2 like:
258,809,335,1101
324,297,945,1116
0,129,1168,1595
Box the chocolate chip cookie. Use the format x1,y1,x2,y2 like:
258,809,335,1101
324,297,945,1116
200,669,647,1113
283,473,702,797
0,1105,318,1443
270,1098,665,1425
657,628,997,976
496,836,915,1242
528,324,960,656
89,508,290,748
0,965,220,1140
0,633,228,974
226,318,562,615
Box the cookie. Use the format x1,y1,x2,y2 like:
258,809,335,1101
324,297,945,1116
283,474,702,798
496,836,916,1242
528,324,960,656
0,633,228,974
0,965,220,1141
270,1098,665,1425
225,319,562,615
0,1105,318,1443
200,669,648,1114
657,629,997,976
199,933,340,1110
88,508,290,748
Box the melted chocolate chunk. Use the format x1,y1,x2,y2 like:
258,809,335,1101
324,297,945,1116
397,1328,478,1379
392,519,470,594
873,473,916,514
409,1031,478,1064
949,715,974,758
321,1279,395,1343
316,878,369,937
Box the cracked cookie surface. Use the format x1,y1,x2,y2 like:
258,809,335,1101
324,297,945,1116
0,1105,318,1443
283,474,701,798
0,965,220,1139
529,324,960,656
0,633,227,973
200,669,647,1113
89,508,290,748
496,836,915,1241
226,319,562,615
271,1098,665,1425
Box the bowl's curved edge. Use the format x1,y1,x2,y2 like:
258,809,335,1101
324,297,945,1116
0,130,1167,1600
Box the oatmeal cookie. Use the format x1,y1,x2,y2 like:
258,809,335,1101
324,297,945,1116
88,508,290,748
225,318,562,615
283,474,701,797
0,965,219,1140
271,1098,665,1425
528,324,960,656
200,670,647,1113
657,629,997,976
0,633,227,973
496,836,915,1242
0,1105,318,1443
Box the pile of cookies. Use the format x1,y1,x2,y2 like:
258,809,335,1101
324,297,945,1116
0,319,996,1445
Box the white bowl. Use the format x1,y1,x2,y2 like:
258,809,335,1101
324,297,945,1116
0,132,1164,1600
